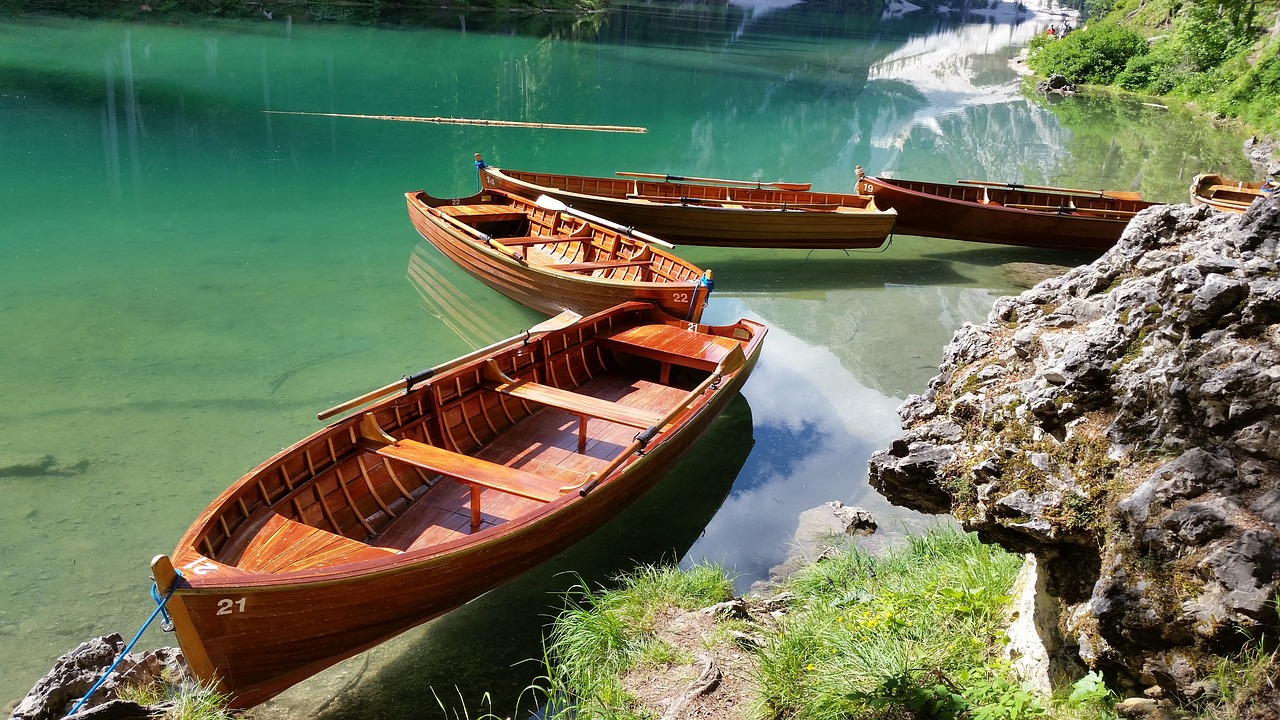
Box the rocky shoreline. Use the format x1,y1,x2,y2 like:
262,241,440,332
869,193,1280,701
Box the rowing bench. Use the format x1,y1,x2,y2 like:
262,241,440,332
482,361,664,452
358,414,566,530
599,322,741,383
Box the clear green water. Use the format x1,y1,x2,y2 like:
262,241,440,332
0,2,1255,715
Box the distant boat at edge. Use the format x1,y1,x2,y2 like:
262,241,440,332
406,187,713,322
476,155,898,250
1189,173,1271,213
152,302,766,708
856,168,1162,251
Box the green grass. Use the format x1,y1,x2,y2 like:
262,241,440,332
753,528,1026,720
535,531,1276,720
117,677,235,720
539,562,734,719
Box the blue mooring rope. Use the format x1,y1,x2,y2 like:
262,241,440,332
686,273,715,320
65,570,182,718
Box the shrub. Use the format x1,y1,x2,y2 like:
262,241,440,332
1028,23,1150,85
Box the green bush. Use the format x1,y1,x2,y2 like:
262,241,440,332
1115,51,1179,93
1028,23,1150,85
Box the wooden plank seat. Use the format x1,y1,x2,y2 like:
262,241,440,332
482,361,664,452
358,414,566,530
1203,186,1257,205
546,259,652,273
227,510,399,573
438,205,527,224
601,323,741,383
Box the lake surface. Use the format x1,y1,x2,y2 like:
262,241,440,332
0,0,1254,715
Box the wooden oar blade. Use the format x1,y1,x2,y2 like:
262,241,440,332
715,344,747,376
529,309,582,334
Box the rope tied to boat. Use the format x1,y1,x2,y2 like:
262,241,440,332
65,570,183,718
685,271,715,320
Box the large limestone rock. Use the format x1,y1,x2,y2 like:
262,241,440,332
868,194,1280,698
12,635,185,720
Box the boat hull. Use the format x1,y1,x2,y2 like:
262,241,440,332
858,175,1158,251
406,190,710,322
1190,173,1267,213
480,165,897,249
152,303,764,708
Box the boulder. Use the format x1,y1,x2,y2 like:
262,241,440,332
11,635,185,720
869,194,1280,698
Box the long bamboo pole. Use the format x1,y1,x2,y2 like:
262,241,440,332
264,110,647,134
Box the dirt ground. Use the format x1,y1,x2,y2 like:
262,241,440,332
618,604,764,720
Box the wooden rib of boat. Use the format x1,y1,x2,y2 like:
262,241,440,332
476,156,898,250
1189,173,1271,213
407,188,713,322
855,168,1162,251
151,302,766,708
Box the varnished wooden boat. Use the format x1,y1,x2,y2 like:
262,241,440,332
856,168,1162,251
476,156,897,250
1190,173,1271,213
151,302,765,708
407,187,713,322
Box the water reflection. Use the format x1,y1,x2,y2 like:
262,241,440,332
253,396,755,719
407,243,512,350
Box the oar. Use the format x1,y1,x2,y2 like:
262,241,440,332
616,171,810,192
264,110,647,134
534,195,676,248
317,310,582,421
958,179,1143,201
560,343,748,495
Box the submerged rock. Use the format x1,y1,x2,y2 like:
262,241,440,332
869,194,1280,698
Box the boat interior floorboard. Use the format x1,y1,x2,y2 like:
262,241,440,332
368,372,687,552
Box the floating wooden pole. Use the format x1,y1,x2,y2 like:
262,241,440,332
264,110,647,134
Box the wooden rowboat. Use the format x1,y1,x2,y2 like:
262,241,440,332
476,156,898,250
1190,173,1271,213
855,168,1162,251
407,188,713,322
151,302,766,708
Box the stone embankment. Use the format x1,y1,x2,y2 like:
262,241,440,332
868,194,1280,700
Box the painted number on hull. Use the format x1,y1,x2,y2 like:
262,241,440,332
672,292,690,303
216,598,247,616
182,558,217,575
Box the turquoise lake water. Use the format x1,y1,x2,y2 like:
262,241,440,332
0,1,1256,715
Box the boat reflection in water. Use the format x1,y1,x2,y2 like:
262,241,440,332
255,395,754,720
407,241,522,352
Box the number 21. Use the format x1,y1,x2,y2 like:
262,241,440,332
216,598,247,615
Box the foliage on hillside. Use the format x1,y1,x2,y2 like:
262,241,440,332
1027,0,1280,132
0,0,608,22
